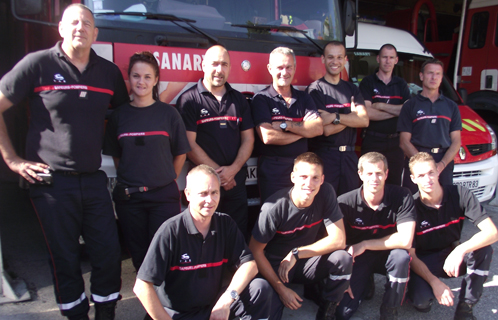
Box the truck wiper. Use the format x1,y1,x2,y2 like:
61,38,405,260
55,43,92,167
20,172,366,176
95,12,219,45
231,24,323,54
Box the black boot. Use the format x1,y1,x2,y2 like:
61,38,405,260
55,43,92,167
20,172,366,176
316,301,338,320
454,301,477,320
379,304,398,320
304,282,323,306
364,274,375,300
95,301,117,320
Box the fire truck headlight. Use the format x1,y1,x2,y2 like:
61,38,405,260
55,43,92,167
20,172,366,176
486,124,497,151
459,147,467,161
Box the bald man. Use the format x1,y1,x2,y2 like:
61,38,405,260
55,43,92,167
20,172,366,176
0,4,128,319
177,45,255,236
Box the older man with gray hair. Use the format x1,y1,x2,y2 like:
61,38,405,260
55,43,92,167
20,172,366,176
251,47,323,203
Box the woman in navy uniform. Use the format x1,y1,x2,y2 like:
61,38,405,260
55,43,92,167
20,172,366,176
104,51,190,270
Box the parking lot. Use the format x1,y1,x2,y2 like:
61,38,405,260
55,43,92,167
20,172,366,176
0,183,497,319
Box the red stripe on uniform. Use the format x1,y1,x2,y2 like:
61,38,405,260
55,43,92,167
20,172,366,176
117,131,170,140
170,259,228,271
413,115,451,123
350,223,396,230
196,116,241,125
271,116,304,122
416,217,465,235
34,84,114,95
276,219,323,235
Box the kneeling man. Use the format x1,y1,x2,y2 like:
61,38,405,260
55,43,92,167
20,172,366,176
337,152,416,320
134,165,271,320
250,152,352,320
408,152,498,320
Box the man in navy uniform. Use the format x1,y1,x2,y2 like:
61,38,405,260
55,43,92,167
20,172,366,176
407,152,497,320
359,44,410,186
398,59,461,193
0,4,128,319
134,165,271,320
250,152,352,320
177,45,254,235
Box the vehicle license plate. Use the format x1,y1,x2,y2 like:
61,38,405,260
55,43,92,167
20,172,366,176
454,180,479,189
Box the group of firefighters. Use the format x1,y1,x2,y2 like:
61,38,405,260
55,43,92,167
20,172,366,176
0,3,497,320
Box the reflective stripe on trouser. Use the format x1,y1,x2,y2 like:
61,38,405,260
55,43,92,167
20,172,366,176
336,249,411,320
268,250,353,320
408,245,493,307
164,278,272,319
30,171,122,318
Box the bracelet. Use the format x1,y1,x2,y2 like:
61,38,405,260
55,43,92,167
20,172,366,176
440,160,446,168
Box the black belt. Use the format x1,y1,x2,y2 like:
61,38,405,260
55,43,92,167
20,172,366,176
364,130,399,139
125,186,158,196
417,147,448,154
323,145,355,152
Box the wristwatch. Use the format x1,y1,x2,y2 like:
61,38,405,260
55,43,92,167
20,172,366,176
292,247,300,260
229,290,239,301
332,112,341,125
280,122,288,131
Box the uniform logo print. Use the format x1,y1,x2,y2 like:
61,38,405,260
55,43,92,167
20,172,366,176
416,110,425,117
420,220,430,229
200,108,209,117
180,253,191,264
373,88,380,94
355,218,364,225
272,108,280,115
53,73,66,83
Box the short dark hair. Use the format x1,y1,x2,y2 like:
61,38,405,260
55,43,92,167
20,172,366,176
420,59,444,73
323,41,346,54
128,51,160,101
294,152,324,171
409,152,436,174
358,152,388,173
379,43,398,56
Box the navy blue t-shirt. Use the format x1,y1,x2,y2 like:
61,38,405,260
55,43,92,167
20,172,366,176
103,101,190,187
307,78,365,148
0,42,129,172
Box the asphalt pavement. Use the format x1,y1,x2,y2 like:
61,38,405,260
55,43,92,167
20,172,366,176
0,183,497,319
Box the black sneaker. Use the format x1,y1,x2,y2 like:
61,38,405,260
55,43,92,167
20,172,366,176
364,274,375,300
413,301,432,313
315,301,338,320
454,301,477,320
95,301,117,320
380,304,398,320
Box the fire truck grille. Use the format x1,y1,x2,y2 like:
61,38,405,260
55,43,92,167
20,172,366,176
453,170,482,178
466,143,492,156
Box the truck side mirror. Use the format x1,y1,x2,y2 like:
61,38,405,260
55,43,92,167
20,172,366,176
14,0,42,16
458,88,468,104
343,0,356,37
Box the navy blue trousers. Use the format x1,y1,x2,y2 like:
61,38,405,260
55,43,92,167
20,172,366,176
30,170,121,318
314,149,359,196
336,249,411,320
258,156,295,204
114,180,181,271
217,167,249,236
408,245,493,308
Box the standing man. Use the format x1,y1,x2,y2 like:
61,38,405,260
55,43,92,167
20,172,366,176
359,44,411,186
0,4,128,320
337,152,416,320
251,47,323,203
250,152,352,320
397,59,461,193
177,45,254,235
134,165,271,320
408,152,497,320
308,41,369,196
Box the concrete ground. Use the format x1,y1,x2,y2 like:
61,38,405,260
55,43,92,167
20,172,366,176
0,183,497,319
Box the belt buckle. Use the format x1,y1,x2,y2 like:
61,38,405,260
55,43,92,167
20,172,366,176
139,186,148,192
124,188,130,196
431,148,440,153
339,146,347,152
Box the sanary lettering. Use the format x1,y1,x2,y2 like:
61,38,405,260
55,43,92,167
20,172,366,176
153,52,204,71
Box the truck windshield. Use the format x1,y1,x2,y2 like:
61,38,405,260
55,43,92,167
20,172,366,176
348,51,461,104
86,0,343,42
